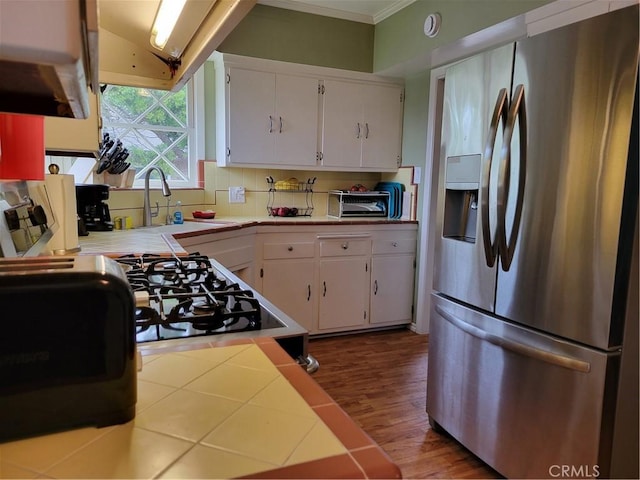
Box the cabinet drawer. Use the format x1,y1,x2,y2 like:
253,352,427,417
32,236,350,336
264,242,315,260
319,239,370,257
373,237,416,255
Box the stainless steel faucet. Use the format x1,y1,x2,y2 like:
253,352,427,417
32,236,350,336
142,167,171,226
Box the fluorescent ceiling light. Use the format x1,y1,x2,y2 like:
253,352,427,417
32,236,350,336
150,0,187,51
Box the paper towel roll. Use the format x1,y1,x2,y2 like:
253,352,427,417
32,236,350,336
401,191,413,221
45,173,80,254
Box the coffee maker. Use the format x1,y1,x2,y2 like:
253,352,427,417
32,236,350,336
76,184,113,232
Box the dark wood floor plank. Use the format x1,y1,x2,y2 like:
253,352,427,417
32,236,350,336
309,328,501,479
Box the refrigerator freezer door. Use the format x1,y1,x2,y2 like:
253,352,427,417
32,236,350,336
495,5,639,350
426,294,619,479
433,44,513,312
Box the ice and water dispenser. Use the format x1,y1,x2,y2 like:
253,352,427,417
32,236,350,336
442,154,481,243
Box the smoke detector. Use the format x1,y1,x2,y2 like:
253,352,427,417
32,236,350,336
424,13,441,38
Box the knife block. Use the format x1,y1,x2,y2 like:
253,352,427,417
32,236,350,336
97,170,136,189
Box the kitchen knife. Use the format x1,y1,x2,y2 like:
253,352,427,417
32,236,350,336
108,150,129,174
97,141,122,174
98,138,114,160
96,139,117,173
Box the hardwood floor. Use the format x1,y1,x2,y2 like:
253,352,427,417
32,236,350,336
308,328,501,479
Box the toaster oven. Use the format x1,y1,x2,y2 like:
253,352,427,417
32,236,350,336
0,255,136,442
327,190,389,218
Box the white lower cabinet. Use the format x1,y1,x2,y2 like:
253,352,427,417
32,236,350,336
182,225,417,335
260,238,315,331
370,255,415,325
256,225,416,335
369,230,417,325
317,237,371,332
262,260,315,332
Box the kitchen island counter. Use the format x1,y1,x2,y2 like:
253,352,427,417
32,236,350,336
0,337,401,479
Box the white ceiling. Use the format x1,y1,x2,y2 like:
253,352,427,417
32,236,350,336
257,0,416,24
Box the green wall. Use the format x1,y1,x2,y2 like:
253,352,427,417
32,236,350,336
218,4,374,72
374,0,552,72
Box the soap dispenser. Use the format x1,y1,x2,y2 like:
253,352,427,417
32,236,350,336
173,201,184,224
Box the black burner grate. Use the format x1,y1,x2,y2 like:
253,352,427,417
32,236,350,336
115,253,263,342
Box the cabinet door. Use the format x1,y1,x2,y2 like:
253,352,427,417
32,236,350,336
45,90,101,153
318,257,369,330
227,68,275,164
321,79,363,168
361,84,403,170
370,254,414,325
262,259,315,332
274,74,319,167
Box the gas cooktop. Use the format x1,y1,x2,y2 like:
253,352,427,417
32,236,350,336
114,253,312,367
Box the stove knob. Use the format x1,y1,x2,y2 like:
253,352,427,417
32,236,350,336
134,291,150,307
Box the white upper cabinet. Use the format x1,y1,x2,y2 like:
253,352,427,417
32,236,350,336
222,67,320,167
275,74,321,166
320,80,362,169
361,83,404,170
45,89,102,154
214,53,404,172
321,80,403,171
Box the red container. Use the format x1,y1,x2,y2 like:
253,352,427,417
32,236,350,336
0,113,45,181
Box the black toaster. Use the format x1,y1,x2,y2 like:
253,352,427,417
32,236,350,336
0,255,137,442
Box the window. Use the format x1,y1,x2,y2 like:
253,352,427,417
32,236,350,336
100,70,203,188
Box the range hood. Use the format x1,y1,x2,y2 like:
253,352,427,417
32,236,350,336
98,0,256,91
0,0,99,119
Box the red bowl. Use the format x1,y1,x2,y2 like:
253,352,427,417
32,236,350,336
192,210,216,219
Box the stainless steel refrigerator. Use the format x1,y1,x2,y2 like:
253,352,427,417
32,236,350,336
426,5,639,479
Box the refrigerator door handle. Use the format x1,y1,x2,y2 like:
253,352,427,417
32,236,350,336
497,84,527,271
435,304,591,373
481,88,509,267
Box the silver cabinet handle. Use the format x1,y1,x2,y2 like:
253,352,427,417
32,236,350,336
341,242,349,250
287,245,293,251
435,305,590,373
269,115,273,133
307,284,311,301
374,280,378,295
356,123,361,139
481,88,508,268
391,242,398,247
323,281,326,297
279,116,283,133
365,122,369,139
497,84,527,272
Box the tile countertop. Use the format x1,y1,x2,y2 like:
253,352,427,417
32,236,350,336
77,221,231,256
77,216,417,256
0,338,401,479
